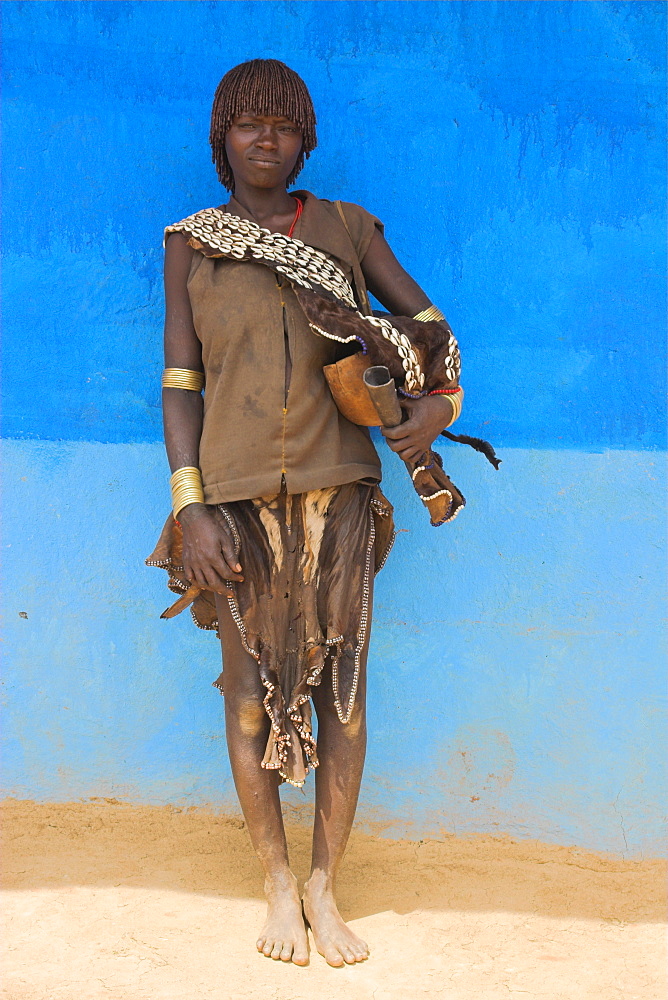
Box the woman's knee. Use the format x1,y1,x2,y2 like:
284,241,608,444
226,687,268,737
315,687,366,738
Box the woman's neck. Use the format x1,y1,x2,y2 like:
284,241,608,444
230,182,296,228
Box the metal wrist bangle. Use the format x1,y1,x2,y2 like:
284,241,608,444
413,305,446,323
170,466,205,519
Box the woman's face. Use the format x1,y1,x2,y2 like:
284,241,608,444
225,113,303,189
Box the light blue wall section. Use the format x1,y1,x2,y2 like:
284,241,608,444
1,2,666,855
2,439,665,856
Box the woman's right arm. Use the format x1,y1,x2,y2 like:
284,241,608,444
163,233,243,593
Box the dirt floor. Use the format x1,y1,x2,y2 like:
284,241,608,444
1,799,665,1000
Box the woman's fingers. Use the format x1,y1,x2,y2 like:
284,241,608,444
387,438,420,457
380,429,410,452
381,423,425,457
380,423,408,441
180,512,244,592
183,552,242,595
203,547,243,590
184,562,212,591
219,532,243,576
202,563,234,594
188,559,236,595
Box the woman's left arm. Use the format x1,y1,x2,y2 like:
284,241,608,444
361,228,457,464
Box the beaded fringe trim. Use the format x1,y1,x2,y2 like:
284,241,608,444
331,510,376,724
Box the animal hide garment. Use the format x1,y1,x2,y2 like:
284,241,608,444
146,483,395,786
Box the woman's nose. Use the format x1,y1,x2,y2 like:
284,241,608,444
256,127,278,148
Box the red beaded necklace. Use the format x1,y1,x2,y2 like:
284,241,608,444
287,196,303,237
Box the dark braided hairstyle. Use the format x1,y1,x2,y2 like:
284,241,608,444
210,59,317,190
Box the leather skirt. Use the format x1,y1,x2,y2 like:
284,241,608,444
147,481,394,786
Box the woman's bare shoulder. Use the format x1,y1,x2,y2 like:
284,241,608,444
164,230,195,269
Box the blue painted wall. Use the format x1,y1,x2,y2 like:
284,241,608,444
2,1,666,855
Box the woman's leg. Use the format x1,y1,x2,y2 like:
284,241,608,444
303,598,372,967
215,594,309,965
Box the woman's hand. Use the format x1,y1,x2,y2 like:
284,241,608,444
178,504,244,594
381,395,454,465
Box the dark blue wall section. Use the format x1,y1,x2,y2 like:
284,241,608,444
3,1,665,447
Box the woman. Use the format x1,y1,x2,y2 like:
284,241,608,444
148,59,465,968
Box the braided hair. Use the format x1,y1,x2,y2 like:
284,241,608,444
210,59,317,190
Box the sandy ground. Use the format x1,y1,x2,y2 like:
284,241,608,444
1,800,665,1000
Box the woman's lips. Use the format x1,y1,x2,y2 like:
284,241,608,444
248,157,280,167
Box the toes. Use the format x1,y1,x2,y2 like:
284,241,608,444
323,946,345,968
280,942,293,963
341,944,357,965
353,939,369,961
262,940,274,957
292,944,309,967
271,940,283,960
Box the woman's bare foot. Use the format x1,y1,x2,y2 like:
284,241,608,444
256,872,309,965
302,871,369,967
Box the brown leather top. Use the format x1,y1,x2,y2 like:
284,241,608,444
179,191,384,503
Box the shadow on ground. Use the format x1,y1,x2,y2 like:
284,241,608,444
2,799,664,924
